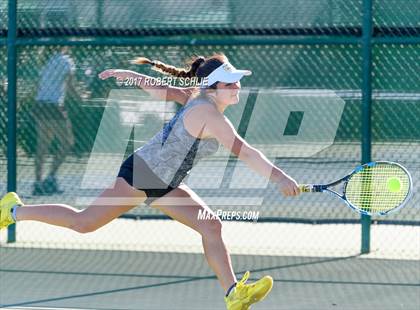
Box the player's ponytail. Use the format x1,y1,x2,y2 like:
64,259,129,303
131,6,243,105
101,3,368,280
131,56,206,78
132,53,228,89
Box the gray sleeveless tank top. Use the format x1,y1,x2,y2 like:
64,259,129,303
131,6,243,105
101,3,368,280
135,95,220,188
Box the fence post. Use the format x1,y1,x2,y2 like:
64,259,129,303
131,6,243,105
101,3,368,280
7,0,18,243
361,0,373,254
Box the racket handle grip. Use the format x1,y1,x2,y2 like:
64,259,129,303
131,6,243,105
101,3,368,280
299,184,323,193
299,184,313,193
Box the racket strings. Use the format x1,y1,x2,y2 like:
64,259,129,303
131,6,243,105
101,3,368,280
345,163,410,213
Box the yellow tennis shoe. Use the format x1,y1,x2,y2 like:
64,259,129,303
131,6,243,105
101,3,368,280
225,271,273,310
0,192,23,229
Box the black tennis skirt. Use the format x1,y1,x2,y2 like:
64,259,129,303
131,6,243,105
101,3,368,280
117,154,175,204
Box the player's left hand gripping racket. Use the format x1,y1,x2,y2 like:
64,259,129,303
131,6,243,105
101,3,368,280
299,161,413,216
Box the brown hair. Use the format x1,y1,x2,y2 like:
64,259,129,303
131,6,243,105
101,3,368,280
131,53,228,88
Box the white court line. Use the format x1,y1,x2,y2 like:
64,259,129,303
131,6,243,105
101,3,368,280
1,307,99,310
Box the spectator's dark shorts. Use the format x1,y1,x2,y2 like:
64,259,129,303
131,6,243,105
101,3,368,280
32,101,68,120
118,154,175,205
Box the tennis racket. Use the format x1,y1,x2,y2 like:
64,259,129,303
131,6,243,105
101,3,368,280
299,161,413,216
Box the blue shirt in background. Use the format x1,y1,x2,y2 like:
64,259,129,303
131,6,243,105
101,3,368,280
36,53,75,105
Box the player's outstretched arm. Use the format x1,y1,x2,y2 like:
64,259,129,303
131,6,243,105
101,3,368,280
98,69,196,105
199,105,300,197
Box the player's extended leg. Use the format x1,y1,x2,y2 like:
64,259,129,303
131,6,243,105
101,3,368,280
0,177,147,233
150,184,237,291
150,184,273,310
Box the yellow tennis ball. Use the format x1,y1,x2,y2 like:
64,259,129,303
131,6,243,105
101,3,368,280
387,177,402,193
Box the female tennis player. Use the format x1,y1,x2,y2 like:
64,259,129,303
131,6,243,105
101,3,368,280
1,53,300,310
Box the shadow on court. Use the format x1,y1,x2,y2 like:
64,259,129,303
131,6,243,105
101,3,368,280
0,247,419,310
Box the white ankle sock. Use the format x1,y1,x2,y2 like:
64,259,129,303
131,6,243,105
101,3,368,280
11,205,20,221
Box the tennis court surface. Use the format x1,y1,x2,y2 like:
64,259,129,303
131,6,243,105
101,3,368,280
1,246,419,310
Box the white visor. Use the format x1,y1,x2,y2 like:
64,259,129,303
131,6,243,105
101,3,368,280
205,62,252,87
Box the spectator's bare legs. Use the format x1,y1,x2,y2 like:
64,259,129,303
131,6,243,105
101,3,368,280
34,119,54,184
50,115,74,177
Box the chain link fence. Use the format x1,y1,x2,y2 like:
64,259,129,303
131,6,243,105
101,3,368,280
0,1,419,257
